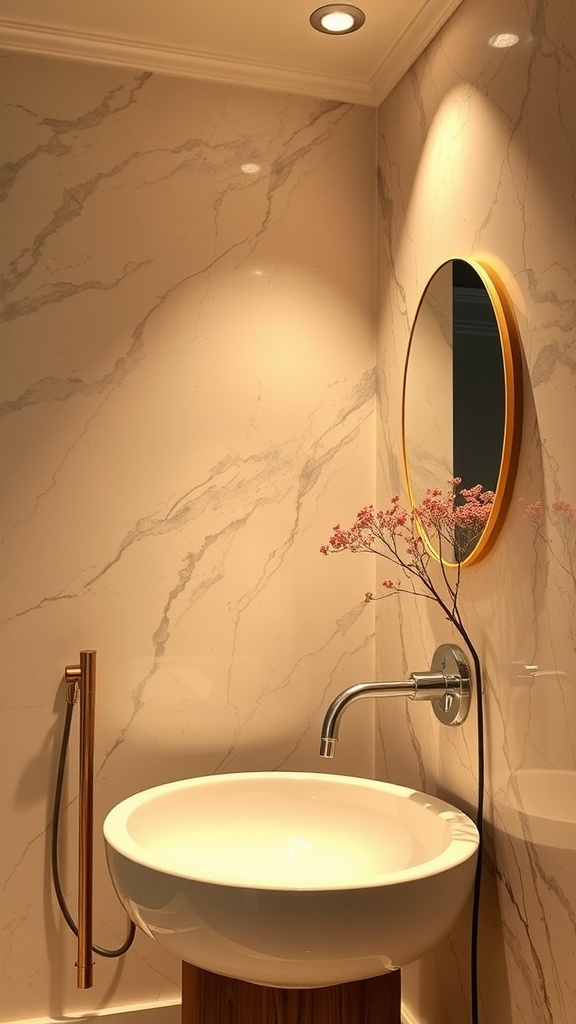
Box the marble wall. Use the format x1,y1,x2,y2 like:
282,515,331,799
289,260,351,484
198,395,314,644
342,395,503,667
3,0,575,1017
0,55,376,1021
375,0,576,1021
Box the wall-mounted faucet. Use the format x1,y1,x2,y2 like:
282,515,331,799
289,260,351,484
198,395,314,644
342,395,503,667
319,643,471,757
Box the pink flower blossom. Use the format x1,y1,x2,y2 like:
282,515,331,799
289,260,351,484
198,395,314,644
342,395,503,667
550,501,576,563
518,498,545,527
552,500,576,523
320,480,495,638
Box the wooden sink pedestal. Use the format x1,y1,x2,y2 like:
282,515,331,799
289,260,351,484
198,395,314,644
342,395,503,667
181,962,401,1024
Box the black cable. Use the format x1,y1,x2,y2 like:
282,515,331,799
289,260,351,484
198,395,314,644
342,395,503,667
468,643,485,1024
51,698,136,957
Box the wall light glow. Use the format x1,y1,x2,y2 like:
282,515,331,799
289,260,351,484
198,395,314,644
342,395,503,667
489,33,519,48
241,163,261,175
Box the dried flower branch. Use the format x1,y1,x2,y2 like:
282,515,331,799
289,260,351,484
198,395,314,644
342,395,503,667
321,479,493,1024
321,479,494,649
322,477,492,1024
549,500,576,580
520,497,576,582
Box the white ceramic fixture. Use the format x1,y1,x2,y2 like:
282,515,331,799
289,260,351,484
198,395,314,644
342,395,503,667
494,768,576,850
103,771,479,987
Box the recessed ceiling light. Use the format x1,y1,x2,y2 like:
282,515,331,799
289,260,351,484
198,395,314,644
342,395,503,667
241,163,261,175
310,5,366,35
489,32,520,48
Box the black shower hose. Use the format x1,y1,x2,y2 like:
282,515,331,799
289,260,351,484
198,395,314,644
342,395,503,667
51,697,136,957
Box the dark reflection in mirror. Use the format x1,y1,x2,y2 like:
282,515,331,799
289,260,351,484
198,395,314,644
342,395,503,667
452,259,505,498
403,257,522,566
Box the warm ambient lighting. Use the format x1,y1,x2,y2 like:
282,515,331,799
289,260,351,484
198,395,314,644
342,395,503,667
309,5,366,35
489,32,520,48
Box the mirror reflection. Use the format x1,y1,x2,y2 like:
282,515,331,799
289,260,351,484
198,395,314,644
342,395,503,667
402,258,522,565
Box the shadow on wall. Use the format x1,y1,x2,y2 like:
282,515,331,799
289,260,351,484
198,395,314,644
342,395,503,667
393,311,545,1024
410,840,513,1024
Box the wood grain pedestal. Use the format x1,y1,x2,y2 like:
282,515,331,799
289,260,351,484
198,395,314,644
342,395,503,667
181,963,401,1024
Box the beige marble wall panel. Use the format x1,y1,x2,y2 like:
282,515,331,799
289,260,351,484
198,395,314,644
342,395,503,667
0,55,376,1020
376,0,576,1022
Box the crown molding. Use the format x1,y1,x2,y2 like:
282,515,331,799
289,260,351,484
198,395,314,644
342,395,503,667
0,0,463,108
369,0,463,104
0,19,374,106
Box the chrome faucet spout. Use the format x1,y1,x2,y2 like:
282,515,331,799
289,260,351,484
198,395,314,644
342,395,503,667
319,644,472,757
319,680,416,754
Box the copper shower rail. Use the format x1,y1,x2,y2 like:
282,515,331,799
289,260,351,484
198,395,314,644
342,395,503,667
65,649,96,990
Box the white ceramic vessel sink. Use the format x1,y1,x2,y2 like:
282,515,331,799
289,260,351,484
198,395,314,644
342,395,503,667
103,771,479,987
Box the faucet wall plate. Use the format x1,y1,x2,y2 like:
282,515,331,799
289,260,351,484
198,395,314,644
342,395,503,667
430,643,471,726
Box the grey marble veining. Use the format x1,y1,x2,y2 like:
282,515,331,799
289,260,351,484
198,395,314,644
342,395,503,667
0,57,376,1020
376,0,576,1021
3,2,574,1019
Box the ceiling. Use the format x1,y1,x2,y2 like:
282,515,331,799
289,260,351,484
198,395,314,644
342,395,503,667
0,0,464,106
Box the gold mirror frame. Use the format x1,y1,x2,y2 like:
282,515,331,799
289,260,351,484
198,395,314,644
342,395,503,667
402,256,523,567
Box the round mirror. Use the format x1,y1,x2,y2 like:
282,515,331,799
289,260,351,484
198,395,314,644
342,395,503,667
402,257,523,566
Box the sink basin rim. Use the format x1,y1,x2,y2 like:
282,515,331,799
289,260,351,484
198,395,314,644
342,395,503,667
104,771,479,892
